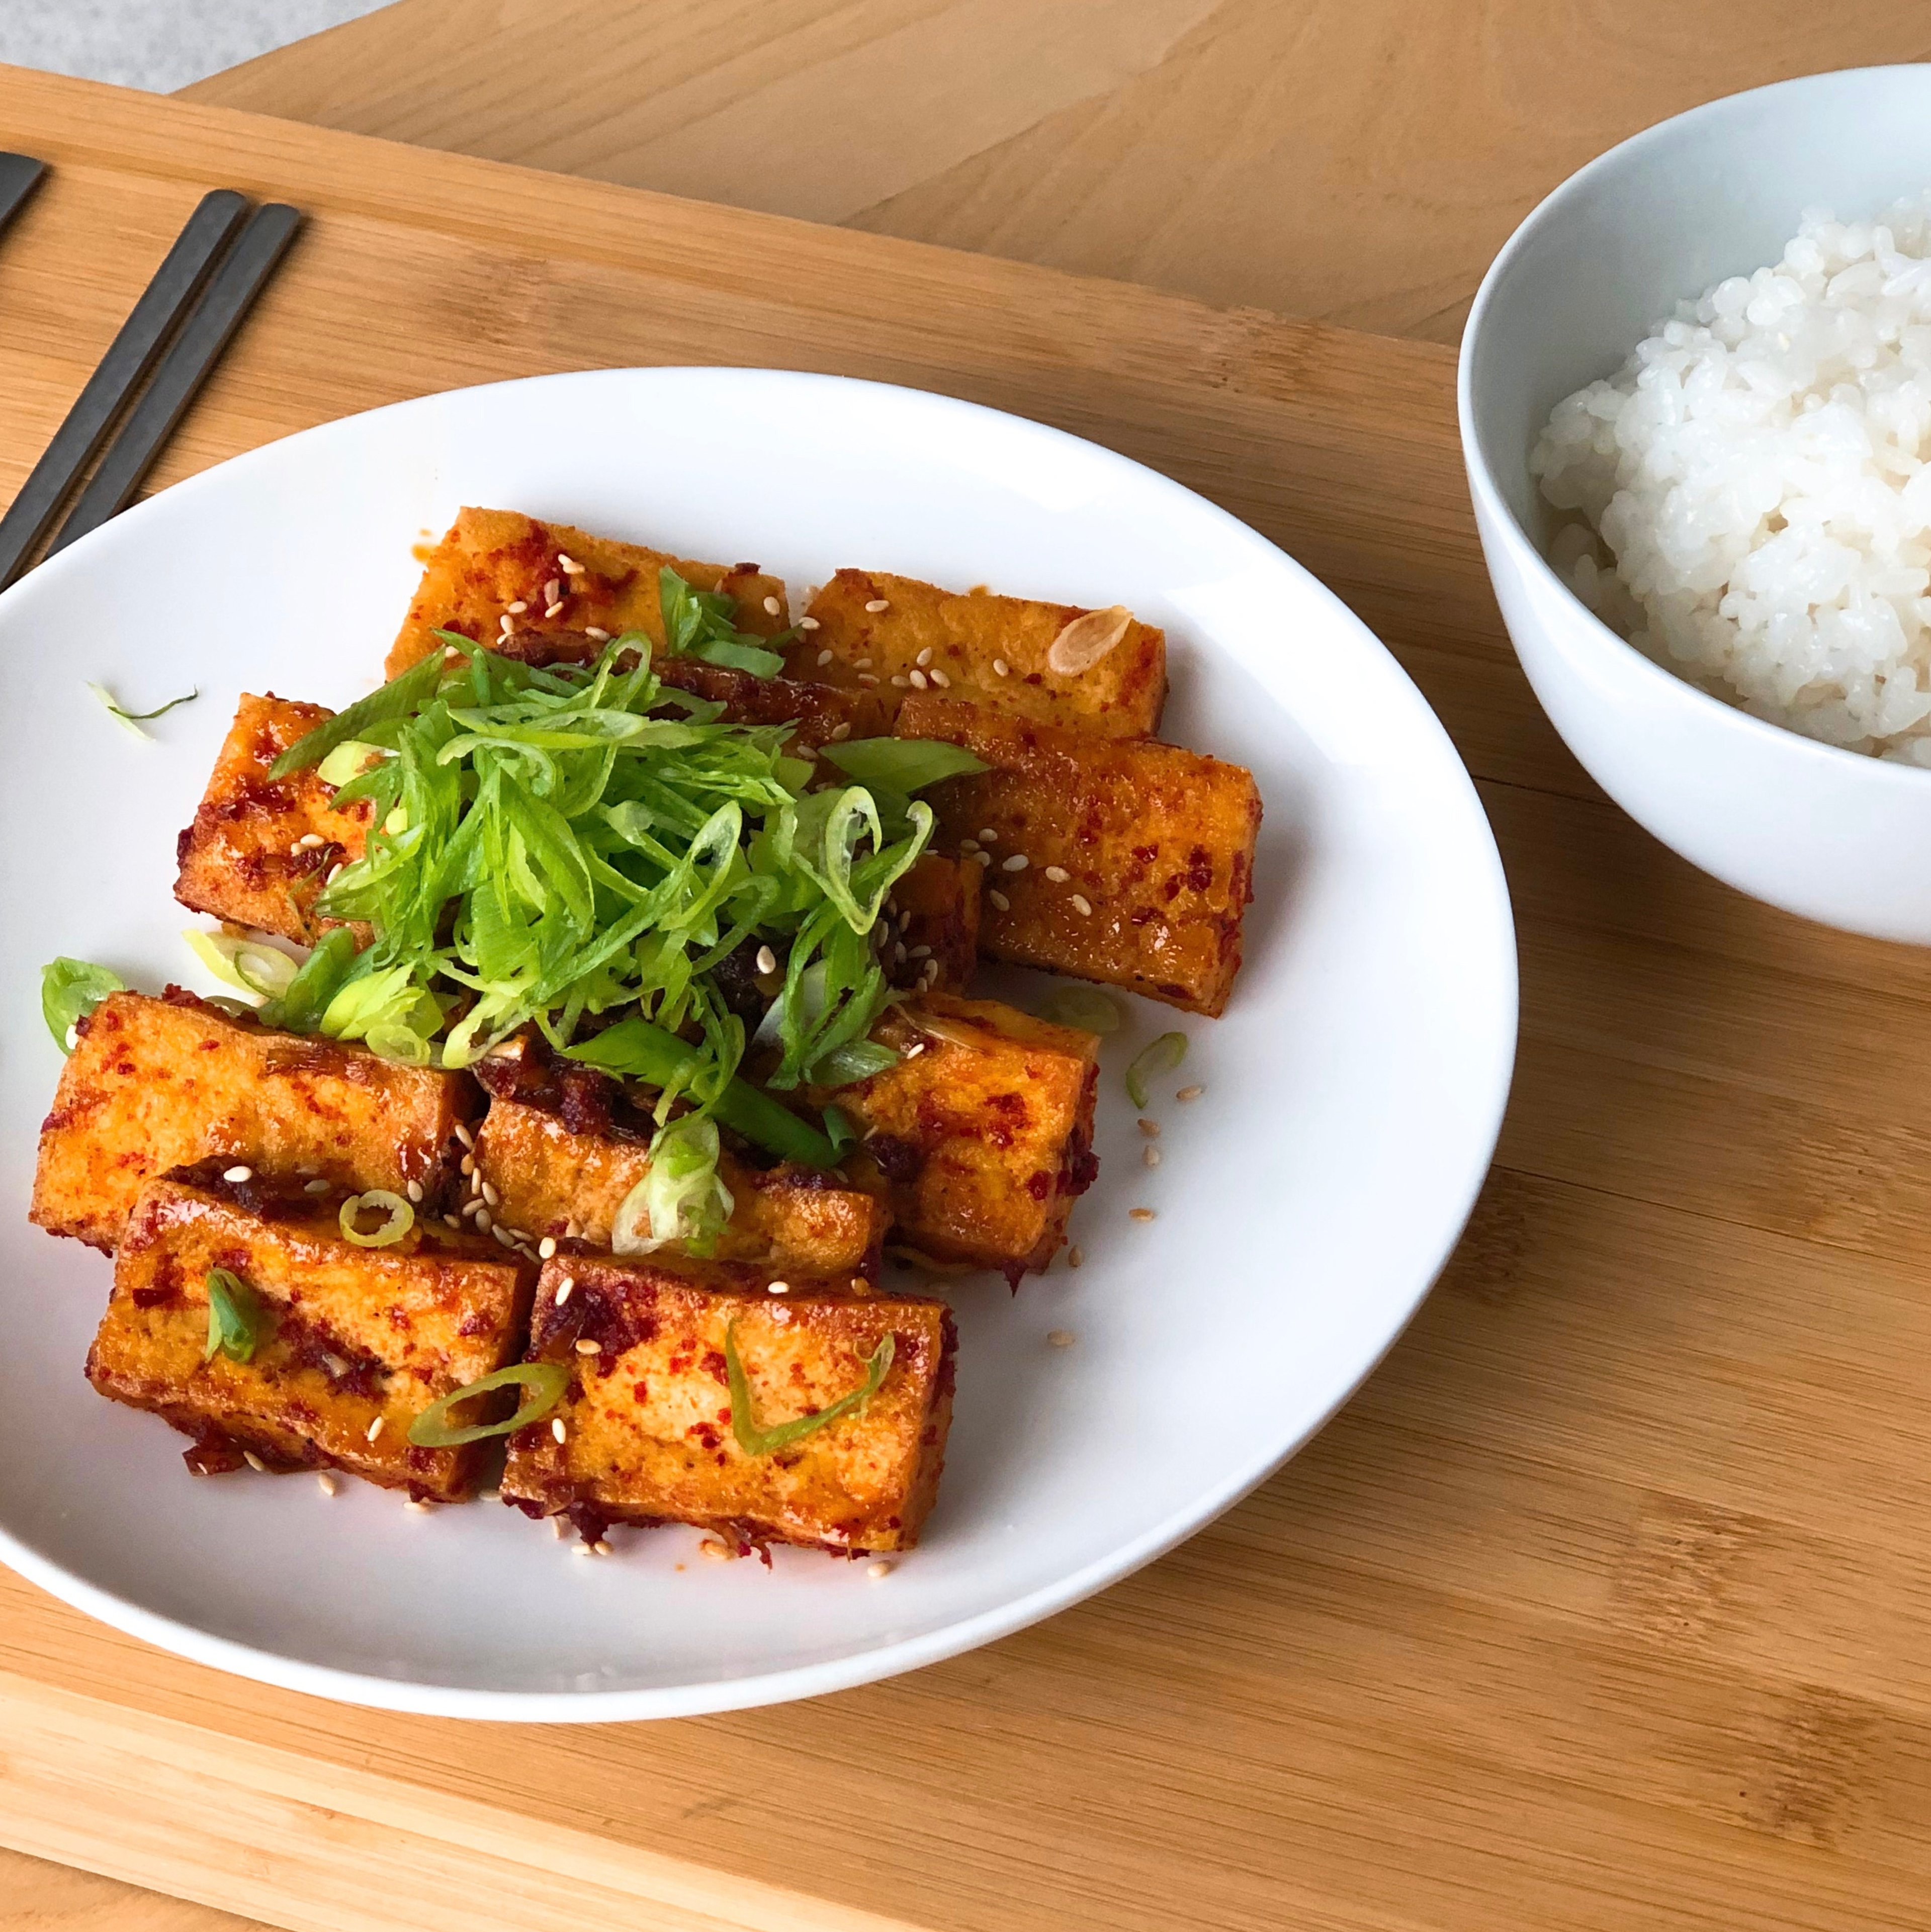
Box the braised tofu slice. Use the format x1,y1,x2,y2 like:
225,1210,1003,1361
782,568,1166,738
500,1253,954,1554
32,992,472,1253
89,1167,534,1500
474,1096,887,1275
173,693,372,945
897,694,1262,1017
882,851,980,996
386,507,788,678
820,994,1099,1281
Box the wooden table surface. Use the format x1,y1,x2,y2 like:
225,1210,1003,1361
8,10,1931,1929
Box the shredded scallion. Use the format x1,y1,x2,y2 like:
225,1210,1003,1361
725,1319,894,1456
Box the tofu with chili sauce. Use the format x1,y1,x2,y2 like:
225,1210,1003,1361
499,1253,954,1554
474,1095,888,1276
781,568,1166,737
31,991,472,1253
897,693,1262,1017
89,1165,535,1500
818,993,1100,1281
173,693,372,945
385,507,788,679
882,851,980,996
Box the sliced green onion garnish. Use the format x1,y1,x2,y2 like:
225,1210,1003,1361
203,1268,268,1364
822,1104,858,1158
316,739,387,786
87,681,197,739
269,650,446,779
611,1114,734,1255
339,1190,414,1247
1125,1030,1187,1108
41,956,125,1052
257,927,360,1033
406,1361,571,1448
183,929,298,1003
1039,985,1122,1034
725,1319,894,1457
815,1039,900,1086
821,738,990,792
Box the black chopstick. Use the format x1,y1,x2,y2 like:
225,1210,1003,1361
0,153,44,239
0,189,248,591
48,202,302,560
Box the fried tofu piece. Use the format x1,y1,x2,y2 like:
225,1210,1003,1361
387,507,788,678
819,993,1099,1281
474,1096,887,1275
897,694,1261,1017
89,1167,534,1501
781,569,1166,738
32,992,472,1253
500,1253,954,1553
172,693,372,945
883,852,980,995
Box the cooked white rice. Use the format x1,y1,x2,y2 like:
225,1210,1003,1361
1533,194,1931,762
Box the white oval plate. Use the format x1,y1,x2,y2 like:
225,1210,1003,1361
0,368,1514,1720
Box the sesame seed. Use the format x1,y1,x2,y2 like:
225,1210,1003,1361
762,595,781,617
1177,1085,1204,1102
1138,1117,1160,1137
1071,894,1093,916
575,1338,600,1355
366,1416,385,1442
557,1276,575,1306
404,1497,430,1513
1144,1146,1161,1168
544,578,561,604
499,614,515,636
493,1224,516,1248
857,672,880,686
755,943,777,975
830,722,852,740
505,600,528,615
553,1517,569,1538
539,1236,557,1259
699,1538,732,1561
223,1165,253,1183
558,554,582,573
298,832,324,850
978,827,998,842
544,602,563,619
454,1121,474,1148
1002,854,1029,872
405,1179,423,1203
867,1560,894,1579
481,1488,500,1502
904,1041,926,1057
908,944,932,959
817,649,833,666
592,1539,613,1556
799,616,820,631
585,626,610,641
864,598,890,613
243,1450,268,1473
481,1181,500,1207
988,889,1011,911
854,657,873,668
909,669,928,690
304,1177,331,1195
1129,1207,1157,1223
929,668,950,687
1068,1245,1084,1268
960,839,980,854
571,1541,594,1557
1044,865,1070,883
890,674,910,689
563,1219,582,1239
443,1214,460,1228
475,1209,492,1233
916,646,933,667
1048,1330,1077,1348
993,658,1010,677
767,1279,791,1295
460,1155,476,1176
316,1473,338,1496
552,1418,567,1444
851,1276,869,1292
973,850,993,867
325,863,343,884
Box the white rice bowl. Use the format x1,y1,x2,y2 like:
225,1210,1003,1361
1533,194,1931,762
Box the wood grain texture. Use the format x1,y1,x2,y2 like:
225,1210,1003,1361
182,0,1931,342
7,55,1931,1932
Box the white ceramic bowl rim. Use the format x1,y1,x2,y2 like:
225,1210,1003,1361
1458,62,1931,795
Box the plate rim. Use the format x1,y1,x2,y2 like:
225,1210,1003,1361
0,364,1518,1721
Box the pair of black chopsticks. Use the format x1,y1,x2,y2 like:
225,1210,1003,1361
0,162,301,592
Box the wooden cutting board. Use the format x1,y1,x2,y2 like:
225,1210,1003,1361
4,61,1929,1932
